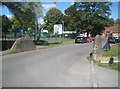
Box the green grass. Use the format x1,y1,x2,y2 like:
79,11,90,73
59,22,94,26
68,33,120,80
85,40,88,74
47,38,75,47
87,56,120,71
2,38,75,56
101,63,120,71
102,43,120,57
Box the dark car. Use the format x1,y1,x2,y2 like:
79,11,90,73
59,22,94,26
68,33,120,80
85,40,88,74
108,36,118,43
114,36,119,43
119,37,120,42
75,36,87,43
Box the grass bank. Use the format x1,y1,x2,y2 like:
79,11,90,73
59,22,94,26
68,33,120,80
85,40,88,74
47,38,75,47
88,56,120,71
1,38,75,56
102,43,120,57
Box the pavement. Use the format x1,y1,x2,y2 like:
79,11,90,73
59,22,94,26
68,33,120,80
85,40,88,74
1,42,119,88
93,64,118,87
36,45,49,49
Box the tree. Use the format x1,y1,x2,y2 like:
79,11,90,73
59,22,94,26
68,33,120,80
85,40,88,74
2,15,12,39
2,2,22,16
11,17,21,30
115,19,120,26
2,15,12,33
64,2,112,36
64,5,78,31
2,2,42,17
2,2,42,30
44,8,63,31
107,18,114,26
17,8,36,30
18,2,43,30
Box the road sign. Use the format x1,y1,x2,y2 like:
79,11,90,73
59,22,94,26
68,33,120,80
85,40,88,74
54,24,62,34
12,29,23,33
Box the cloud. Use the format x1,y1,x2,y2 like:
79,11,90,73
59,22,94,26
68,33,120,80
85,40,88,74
71,2,75,5
42,4,56,10
70,0,75,5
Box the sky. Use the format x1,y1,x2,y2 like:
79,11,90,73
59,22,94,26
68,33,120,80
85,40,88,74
0,1,119,24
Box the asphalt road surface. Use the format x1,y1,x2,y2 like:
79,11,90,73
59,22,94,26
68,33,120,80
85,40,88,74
2,42,118,87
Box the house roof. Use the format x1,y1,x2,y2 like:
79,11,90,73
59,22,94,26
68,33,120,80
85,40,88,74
104,26,120,33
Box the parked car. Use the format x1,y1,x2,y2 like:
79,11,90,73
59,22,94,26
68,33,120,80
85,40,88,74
114,36,119,43
92,37,95,41
108,36,118,43
75,36,87,43
119,37,120,42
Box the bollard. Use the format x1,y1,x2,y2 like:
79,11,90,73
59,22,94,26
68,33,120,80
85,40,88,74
90,52,93,57
109,57,114,65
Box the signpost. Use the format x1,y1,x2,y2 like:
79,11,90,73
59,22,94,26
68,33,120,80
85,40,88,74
12,29,23,39
54,24,62,35
12,29,23,33
54,24,63,42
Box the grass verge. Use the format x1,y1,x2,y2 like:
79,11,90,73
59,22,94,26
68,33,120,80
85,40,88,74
102,43,120,57
1,38,75,56
47,38,75,47
87,56,120,71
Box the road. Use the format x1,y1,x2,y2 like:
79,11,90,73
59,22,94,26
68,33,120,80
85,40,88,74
2,43,118,87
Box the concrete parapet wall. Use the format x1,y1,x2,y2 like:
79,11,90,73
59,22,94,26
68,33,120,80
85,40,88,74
10,38,36,53
93,35,102,61
101,33,106,39
100,56,119,63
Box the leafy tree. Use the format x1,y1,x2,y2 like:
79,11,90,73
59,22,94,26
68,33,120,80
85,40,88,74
2,15,12,39
17,8,36,30
2,2,42,17
64,2,112,36
44,8,63,31
107,18,114,26
0,16,1,38
11,17,21,30
64,5,77,31
18,2,42,30
2,2,22,16
2,2,42,30
114,19,120,26
2,15,12,33
0,16,2,29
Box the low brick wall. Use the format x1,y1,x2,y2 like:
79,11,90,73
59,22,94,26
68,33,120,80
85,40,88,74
101,33,106,39
10,38,36,53
100,56,119,63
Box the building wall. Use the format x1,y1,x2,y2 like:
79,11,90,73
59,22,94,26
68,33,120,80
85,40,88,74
112,32,120,37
